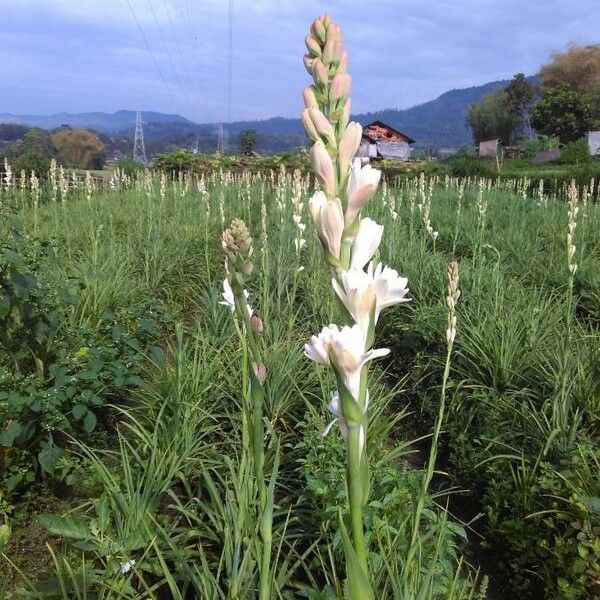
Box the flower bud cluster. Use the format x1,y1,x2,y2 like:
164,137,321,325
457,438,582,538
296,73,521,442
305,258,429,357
222,218,254,277
302,16,410,451
567,181,579,275
445,261,460,345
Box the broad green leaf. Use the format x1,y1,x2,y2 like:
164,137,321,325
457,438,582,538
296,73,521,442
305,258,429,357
39,515,92,540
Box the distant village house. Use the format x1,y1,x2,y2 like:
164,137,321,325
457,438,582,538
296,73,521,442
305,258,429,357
478,138,499,159
357,121,415,162
587,131,600,156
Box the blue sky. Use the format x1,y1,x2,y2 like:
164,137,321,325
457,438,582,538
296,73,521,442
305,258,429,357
2,0,598,123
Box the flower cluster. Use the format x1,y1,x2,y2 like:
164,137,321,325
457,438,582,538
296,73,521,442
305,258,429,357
301,14,409,448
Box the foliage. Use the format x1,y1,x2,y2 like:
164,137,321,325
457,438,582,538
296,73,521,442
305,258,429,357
239,129,258,155
1,169,599,599
0,216,168,494
559,138,591,165
531,84,592,143
467,90,520,144
520,134,559,158
114,156,144,177
504,73,538,138
51,128,107,169
540,44,600,95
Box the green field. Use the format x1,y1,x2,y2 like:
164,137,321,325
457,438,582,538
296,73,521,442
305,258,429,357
0,170,599,599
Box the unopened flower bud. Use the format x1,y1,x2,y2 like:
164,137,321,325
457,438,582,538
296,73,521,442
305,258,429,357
308,108,336,148
311,17,326,43
310,140,335,197
322,40,335,66
301,108,319,141
305,35,321,57
326,23,342,43
338,50,348,74
322,14,331,28
303,55,316,75
338,121,363,176
313,60,329,86
303,86,318,109
252,362,267,384
331,41,344,65
251,315,263,333
330,73,351,102
340,98,351,130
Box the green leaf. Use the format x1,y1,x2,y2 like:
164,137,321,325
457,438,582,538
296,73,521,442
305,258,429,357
0,420,23,446
72,404,87,420
580,496,600,514
39,515,92,540
83,410,97,432
38,443,64,474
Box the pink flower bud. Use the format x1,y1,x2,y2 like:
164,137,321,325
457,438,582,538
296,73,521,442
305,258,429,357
311,17,326,43
338,50,349,74
308,108,336,148
305,35,321,57
346,160,382,224
326,23,343,43
322,14,332,28
251,315,263,333
338,121,363,176
252,362,267,384
329,73,351,102
331,41,344,65
301,108,319,141
303,86,318,109
340,98,351,130
322,40,335,66
313,60,329,86
303,55,316,75
310,140,335,197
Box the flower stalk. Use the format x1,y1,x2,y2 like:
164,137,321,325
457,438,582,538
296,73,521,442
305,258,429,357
220,219,276,599
301,15,410,597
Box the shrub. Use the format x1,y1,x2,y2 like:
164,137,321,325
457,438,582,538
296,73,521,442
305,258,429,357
560,138,591,165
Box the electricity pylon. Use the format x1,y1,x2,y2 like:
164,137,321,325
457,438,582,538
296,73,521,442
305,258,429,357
133,107,148,165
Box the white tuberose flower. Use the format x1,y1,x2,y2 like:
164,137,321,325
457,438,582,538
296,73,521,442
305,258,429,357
304,323,389,399
219,278,253,317
350,217,384,270
332,262,410,337
346,159,381,224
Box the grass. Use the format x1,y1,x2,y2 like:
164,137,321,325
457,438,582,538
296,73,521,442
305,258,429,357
0,168,598,599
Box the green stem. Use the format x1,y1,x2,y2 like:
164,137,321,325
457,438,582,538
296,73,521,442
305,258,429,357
347,423,368,576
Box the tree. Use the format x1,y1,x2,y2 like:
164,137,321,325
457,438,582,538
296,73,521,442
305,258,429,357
239,129,257,155
51,128,107,169
531,84,591,143
467,90,519,144
540,44,600,94
505,73,538,138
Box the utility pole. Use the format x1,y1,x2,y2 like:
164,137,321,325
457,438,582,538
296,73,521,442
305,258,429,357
133,106,148,165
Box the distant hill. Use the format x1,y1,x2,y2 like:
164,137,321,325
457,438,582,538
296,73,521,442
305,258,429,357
0,76,538,151
0,110,194,132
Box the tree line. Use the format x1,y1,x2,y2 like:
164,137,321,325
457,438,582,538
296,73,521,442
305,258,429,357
467,44,600,147
0,126,107,174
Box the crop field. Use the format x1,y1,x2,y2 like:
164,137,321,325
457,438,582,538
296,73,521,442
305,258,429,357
0,164,598,599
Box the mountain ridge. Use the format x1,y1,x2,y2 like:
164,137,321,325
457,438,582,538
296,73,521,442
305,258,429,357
0,76,536,149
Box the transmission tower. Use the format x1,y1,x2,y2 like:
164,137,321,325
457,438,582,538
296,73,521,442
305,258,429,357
133,107,148,165
217,122,225,153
